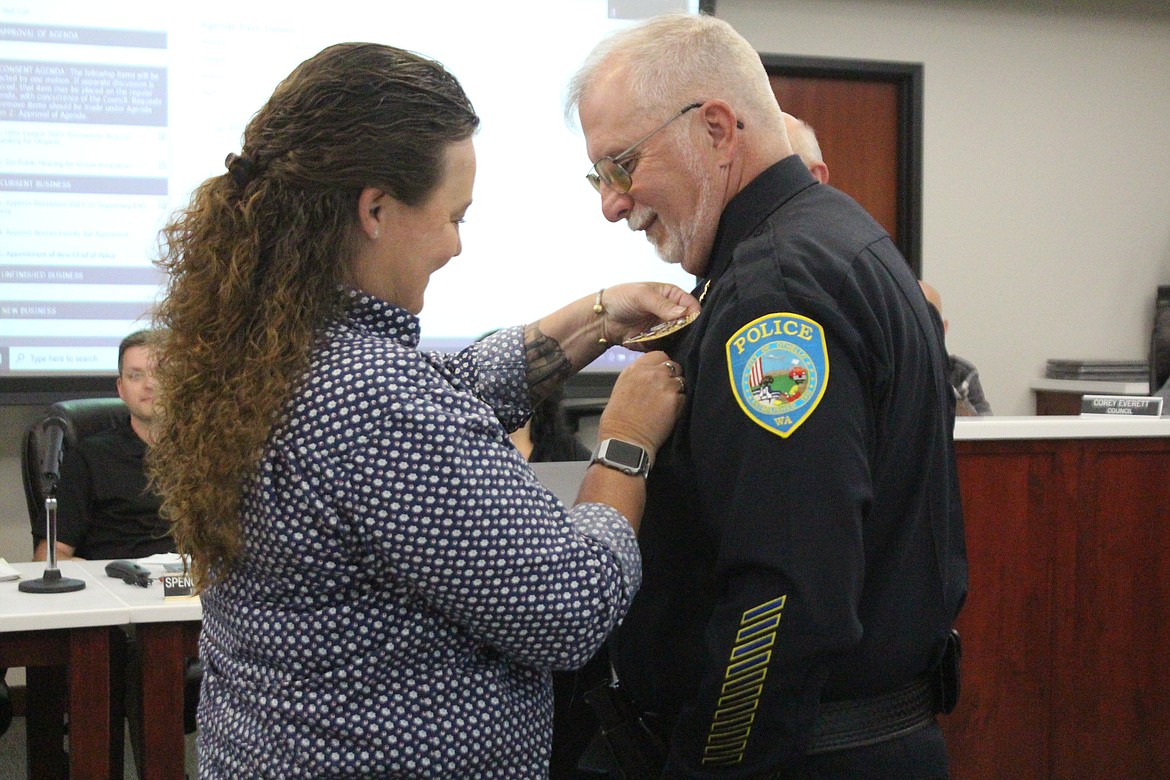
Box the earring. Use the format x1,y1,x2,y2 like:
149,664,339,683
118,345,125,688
373,229,380,240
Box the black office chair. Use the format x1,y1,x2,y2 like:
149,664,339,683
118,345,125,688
22,397,128,551
1150,286,1170,396
10,398,127,757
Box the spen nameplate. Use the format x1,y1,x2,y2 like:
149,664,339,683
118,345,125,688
1080,395,1162,417
162,573,195,599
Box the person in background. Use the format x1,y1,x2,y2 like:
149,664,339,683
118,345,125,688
511,384,592,463
33,329,171,562
475,328,590,462
787,118,989,422
920,280,993,416
148,42,699,778
1156,376,1170,412
568,14,967,777
783,111,829,184
26,328,200,741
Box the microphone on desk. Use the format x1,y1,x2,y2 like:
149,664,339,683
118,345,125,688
40,416,67,490
20,417,85,594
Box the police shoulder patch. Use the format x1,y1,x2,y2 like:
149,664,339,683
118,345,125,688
725,312,829,438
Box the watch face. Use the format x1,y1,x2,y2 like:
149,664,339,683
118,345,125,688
604,439,645,468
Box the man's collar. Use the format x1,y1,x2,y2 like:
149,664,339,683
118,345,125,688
702,155,819,289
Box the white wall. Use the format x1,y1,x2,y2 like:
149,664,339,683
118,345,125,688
3,1,1169,562
719,0,1170,416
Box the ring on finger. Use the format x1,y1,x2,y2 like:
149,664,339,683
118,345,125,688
664,360,677,376
675,375,686,392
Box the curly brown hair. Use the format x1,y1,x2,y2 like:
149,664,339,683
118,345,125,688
149,42,479,588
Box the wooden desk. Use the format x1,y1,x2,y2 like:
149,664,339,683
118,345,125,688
0,561,129,780
80,560,202,780
944,416,1170,779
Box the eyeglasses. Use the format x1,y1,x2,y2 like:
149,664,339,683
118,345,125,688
586,102,703,194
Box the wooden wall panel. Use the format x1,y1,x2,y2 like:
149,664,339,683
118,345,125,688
946,446,1063,778
943,437,1170,780
1051,443,1170,779
768,76,900,243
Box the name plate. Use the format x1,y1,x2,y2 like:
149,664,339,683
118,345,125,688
1080,395,1163,417
162,573,195,599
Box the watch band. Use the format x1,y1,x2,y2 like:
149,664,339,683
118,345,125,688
590,438,651,478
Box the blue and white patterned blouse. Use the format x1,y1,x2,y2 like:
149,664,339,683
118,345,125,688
196,292,641,778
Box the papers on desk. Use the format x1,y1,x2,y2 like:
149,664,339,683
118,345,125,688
137,552,188,570
1046,359,1148,382
0,557,19,582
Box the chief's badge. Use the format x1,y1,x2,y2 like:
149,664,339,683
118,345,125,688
726,313,828,438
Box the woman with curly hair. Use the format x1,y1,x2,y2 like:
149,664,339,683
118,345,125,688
149,42,696,778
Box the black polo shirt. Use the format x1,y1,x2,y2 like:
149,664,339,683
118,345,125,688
50,415,173,560
609,156,967,774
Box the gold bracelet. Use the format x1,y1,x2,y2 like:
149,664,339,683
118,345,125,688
594,288,609,345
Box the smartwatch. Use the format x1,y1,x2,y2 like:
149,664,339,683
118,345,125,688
590,438,651,478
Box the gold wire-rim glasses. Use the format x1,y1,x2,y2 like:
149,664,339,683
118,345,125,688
585,102,703,194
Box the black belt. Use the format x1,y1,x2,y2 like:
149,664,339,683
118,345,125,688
807,676,936,754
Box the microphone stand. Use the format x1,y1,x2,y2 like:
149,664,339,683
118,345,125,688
20,421,85,594
19,495,85,593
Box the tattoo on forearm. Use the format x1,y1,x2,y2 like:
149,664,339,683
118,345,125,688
524,323,572,401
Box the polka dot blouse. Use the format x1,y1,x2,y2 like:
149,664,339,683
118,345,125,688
195,291,641,778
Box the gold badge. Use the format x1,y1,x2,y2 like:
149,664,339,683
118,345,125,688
622,310,700,346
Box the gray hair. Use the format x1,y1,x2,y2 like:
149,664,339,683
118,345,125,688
786,115,824,166
566,13,784,133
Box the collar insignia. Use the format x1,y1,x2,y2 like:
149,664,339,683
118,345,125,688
726,313,828,438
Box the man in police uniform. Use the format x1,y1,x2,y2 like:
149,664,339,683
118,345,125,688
568,14,967,777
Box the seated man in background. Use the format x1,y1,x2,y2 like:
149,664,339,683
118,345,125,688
508,384,591,463
33,329,172,561
29,329,198,740
920,281,993,416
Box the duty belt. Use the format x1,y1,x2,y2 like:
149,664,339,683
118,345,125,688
807,676,935,754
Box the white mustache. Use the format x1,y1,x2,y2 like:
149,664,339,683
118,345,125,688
627,207,656,232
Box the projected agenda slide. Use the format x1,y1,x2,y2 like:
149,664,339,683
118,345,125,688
0,1,699,379
1,16,167,377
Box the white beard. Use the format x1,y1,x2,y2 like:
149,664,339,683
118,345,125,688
628,137,721,271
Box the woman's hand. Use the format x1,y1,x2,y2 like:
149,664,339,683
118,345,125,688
523,282,700,401
575,349,687,532
598,283,700,349
599,350,688,459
